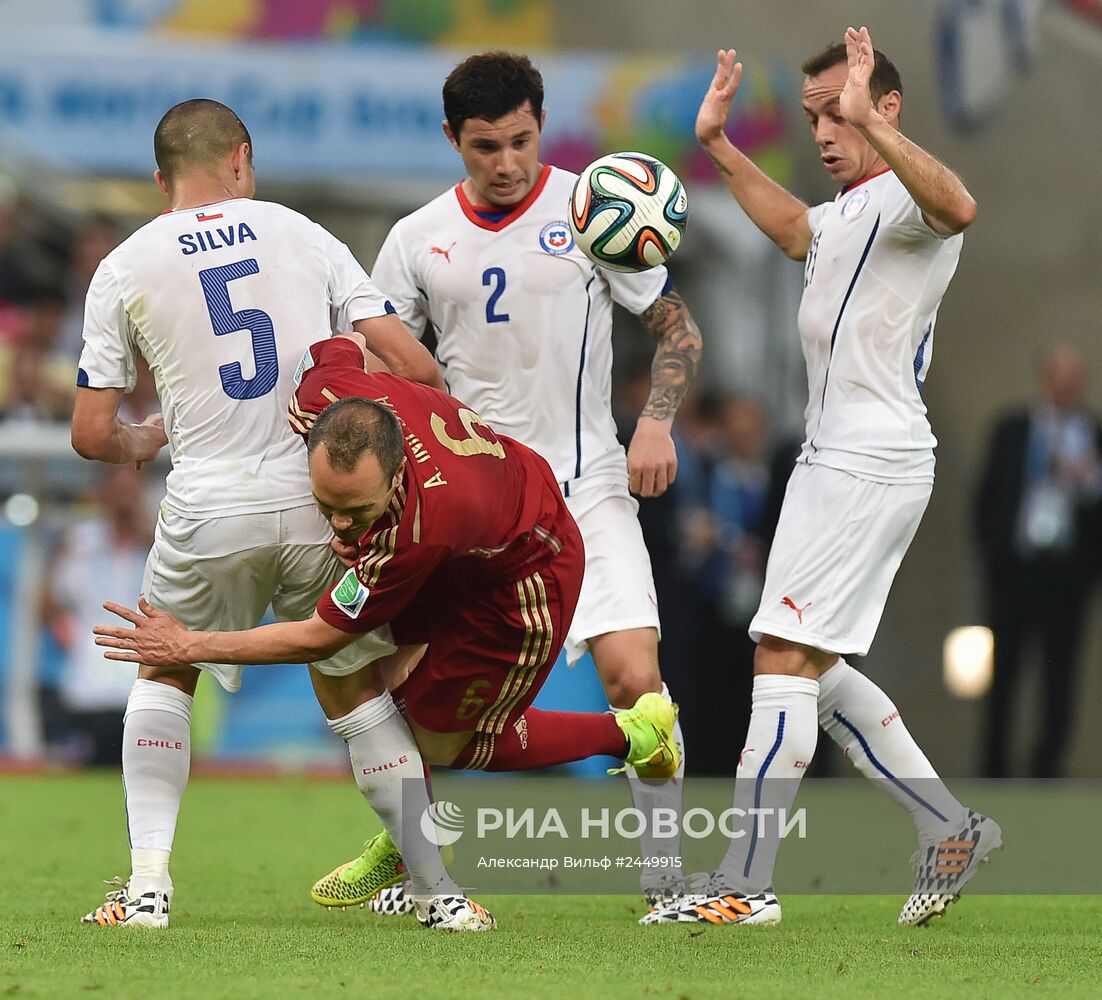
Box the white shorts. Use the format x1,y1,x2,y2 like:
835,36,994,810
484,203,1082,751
142,504,395,692
749,463,931,656
564,482,661,665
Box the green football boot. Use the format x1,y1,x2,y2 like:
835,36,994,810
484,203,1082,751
311,830,406,908
612,691,681,780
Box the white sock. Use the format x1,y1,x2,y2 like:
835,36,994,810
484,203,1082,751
715,675,819,893
122,678,192,894
613,684,684,883
328,692,457,898
818,659,968,842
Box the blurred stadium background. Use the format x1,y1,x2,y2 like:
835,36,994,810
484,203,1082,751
1,0,1100,781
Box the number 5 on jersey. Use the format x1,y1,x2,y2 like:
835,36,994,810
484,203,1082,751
199,259,279,399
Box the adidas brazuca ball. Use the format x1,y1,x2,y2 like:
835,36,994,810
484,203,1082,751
568,151,687,272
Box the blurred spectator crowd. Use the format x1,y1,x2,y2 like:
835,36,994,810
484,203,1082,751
1,186,109,421
0,181,158,422
0,185,158,765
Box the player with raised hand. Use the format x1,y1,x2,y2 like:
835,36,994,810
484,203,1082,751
645,27,1001,928
323,50,703,911
72,99,467,930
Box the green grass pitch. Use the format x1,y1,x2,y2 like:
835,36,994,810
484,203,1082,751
3,773,1100,999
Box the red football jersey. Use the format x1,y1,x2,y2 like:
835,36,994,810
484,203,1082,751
290,338,575,635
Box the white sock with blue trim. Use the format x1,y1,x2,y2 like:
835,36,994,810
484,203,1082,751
715,674,819,894
817,659,967,843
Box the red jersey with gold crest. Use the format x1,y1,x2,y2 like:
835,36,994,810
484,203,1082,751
291,337,578,638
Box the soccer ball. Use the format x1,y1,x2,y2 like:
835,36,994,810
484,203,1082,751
568,152,687,272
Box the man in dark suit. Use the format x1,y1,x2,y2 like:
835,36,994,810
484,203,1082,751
975,343,1102,777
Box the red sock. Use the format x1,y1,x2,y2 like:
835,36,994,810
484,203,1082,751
451,709,627,772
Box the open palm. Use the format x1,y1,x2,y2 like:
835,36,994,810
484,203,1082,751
696,48,743,143
839,25,876,127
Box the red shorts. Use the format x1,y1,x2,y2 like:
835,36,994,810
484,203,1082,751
389,515,583,745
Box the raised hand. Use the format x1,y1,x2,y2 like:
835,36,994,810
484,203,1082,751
839,25,877,128
94,596,193,666
696,49,743,145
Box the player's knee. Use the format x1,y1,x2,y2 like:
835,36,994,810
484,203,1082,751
600,664,662,709
137,664,200,697
310,665,387,720
422,746,458,767
754,635,828,678
407,722,473,768
591,630,662,707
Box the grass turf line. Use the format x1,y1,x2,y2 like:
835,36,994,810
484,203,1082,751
2,773,1100,999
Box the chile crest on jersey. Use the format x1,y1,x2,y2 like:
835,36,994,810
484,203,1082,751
840,188,871,222
539,220,575,255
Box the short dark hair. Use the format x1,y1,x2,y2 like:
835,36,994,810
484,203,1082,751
801,42,903,102
153,99,253,184
308,397,405,479
443,51,544,137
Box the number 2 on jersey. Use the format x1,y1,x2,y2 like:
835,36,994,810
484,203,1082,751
482,267,510,324
198,259,279,399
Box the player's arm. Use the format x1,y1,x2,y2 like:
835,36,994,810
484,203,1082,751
362,226,444,389
94,597,352,665
698,49,813,260
629,288,703,497
71,388,167,466
352,312,445,391
71,261,169,466
323,223,444,390
840,26,977,236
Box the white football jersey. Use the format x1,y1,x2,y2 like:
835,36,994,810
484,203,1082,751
371,165,669,494
797,170,962,483
79,198,392,517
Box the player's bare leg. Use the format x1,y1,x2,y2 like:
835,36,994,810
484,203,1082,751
590,627,686,906
589,627,663,709
82,663,198,929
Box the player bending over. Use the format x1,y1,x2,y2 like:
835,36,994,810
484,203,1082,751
95,334,681,928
